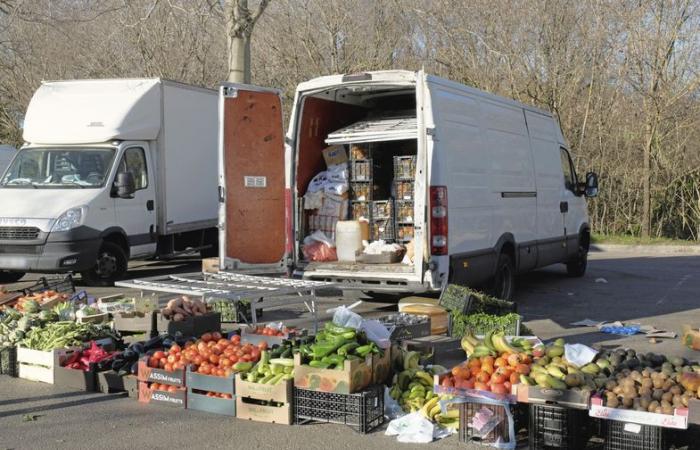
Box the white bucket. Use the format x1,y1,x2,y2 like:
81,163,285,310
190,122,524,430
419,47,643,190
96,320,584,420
335,220,363,262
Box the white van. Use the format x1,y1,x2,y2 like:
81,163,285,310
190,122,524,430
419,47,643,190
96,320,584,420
218,71,598,299
0,145,16,174
0,79,219,285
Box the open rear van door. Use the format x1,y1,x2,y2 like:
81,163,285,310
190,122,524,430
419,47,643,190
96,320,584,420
413,71,430,284
218,84,286,271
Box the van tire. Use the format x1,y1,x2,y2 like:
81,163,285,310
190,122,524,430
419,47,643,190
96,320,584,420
491,253,515,300
0,271,25,283
566,245,588,277
80,241,128,287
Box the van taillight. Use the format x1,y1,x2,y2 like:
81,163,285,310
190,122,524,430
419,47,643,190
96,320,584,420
430,186,448,255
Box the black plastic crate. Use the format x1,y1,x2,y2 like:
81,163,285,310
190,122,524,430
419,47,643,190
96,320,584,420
601,420,669,450
529,403,593,449
294,384,384,434
0,346,18,377
459,400,524,446
22,274,75,295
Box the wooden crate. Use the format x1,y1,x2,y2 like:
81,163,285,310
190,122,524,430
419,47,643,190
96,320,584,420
17,346,74,384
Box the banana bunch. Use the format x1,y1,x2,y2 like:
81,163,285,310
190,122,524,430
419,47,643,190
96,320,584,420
460,330,524,357
420,395,460,429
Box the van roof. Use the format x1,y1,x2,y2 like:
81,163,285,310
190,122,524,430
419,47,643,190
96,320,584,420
296,70,565,144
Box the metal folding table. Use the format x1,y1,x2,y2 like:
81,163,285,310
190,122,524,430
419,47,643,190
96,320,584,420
115,271,336,331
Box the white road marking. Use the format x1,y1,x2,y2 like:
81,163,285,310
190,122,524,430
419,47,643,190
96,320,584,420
656,274,692,305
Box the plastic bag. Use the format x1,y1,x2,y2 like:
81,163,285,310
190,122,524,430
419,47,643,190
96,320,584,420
303,230,335,248
302,241,337,262
332,304,364,330
385,412,452,443
384,386,405,420
361,319,391,349
564,343,598,368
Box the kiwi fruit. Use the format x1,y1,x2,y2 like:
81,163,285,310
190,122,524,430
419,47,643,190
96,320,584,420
605,380,618,391
670,385,682,395
661,392,674,403
652,389,664,401
648,400,660,412
622,396,634,408
661,405,674,415
607,396,620,408
653,378,664,389
640,395,652,409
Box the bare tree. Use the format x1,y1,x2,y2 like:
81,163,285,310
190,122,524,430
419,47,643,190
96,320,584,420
223,0,269,83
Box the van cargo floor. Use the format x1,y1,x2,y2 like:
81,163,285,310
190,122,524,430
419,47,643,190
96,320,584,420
303,261,414,273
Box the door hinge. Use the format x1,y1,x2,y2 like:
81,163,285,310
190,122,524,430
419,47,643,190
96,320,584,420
426,127,437,138
218,186,225,203
223,86,238,98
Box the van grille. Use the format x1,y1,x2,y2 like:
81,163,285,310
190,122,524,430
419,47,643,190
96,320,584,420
0,227,40,240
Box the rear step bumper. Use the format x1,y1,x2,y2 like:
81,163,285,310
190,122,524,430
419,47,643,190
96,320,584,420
293,269,433,293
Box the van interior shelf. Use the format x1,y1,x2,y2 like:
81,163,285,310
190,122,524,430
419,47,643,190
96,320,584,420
325,116,417,144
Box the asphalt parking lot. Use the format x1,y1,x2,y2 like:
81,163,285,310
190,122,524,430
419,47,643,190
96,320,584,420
1,247,699,449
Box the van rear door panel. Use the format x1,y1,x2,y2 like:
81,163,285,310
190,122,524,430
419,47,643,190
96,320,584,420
219,85,286,269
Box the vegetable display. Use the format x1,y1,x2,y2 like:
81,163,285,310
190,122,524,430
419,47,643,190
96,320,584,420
161,296,208,322
0,307,59,349
21,321,118,351
244,352,294,385
297,322,381,370
8,290,70,313
109,334,182,376
62,341,116,372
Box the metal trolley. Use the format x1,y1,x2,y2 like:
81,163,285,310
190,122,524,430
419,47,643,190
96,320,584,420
116,272,336,332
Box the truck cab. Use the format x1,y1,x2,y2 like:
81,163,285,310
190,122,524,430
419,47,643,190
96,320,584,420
0,79,219,285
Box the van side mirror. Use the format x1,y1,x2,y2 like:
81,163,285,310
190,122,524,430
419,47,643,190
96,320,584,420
584,172,598,198
114,172,135,199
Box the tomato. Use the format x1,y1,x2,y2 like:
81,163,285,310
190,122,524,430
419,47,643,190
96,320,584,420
209,354,220,365
197,342,208,353
153,351,166,360
229,355,239,364
230,335,241,345
148,357,159,368
212,332,222,341
173,362,184,370
199,348,211,358
236,350,245,358
169,344,181,353
201,332,213,343
158,358,167,368
257,341,268,351
211,345,223,356
167,354,177,364
193,355,204,365
250,348,261,361
167,385,178,393
164,363,173,371
241,354,251,362
222,393,232,399
224,368,233,377
223,348,235,357
220,358,232,368
217,338,229,347
198,366,211,375
243,344,254,353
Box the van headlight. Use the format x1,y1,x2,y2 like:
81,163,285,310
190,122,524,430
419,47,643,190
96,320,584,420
51,206,88,232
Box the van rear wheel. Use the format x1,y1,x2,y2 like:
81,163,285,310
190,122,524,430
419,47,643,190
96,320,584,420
566,245,588,277
80,241,128,287
491,253,515,300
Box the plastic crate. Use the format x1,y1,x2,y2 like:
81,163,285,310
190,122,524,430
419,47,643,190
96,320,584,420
395,200,414,224
294,384,385,434
396,224,414,242
371,200,393,220
529,403,593,449
350,159,373,181
351,201,371,220
0,346,18,377
459,401,522,446
601,420,669,450
371,219,395,241
351,183,371,202
393,155,416,180
22,274,76,295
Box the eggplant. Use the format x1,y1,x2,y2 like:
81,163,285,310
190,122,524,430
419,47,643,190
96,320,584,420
129,343,145,355
143,335,163,351
122,349,137,360
111,359,125,371
163,339,173,348
130,361,139,375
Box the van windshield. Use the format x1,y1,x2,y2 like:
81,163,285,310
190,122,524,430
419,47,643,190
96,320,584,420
0,147,116,189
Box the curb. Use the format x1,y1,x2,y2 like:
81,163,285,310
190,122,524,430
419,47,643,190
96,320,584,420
591,244,700,254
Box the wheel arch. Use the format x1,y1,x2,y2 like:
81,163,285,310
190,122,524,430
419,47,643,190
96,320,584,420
99,227,130,259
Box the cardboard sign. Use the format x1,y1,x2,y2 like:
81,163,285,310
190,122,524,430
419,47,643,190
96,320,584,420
322,145,348,167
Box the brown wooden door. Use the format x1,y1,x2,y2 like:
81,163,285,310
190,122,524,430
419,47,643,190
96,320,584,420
222,86,286,267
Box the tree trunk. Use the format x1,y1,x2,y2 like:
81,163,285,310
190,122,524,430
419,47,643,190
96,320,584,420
227,33,250,83
641,121,653,238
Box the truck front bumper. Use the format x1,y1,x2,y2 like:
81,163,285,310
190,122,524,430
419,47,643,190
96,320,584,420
0,229,101,273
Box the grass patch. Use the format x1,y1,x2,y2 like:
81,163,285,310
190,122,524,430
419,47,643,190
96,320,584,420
591,233,697,245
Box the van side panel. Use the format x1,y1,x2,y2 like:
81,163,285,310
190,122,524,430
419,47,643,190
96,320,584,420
525,110,566,266
426,81,495,285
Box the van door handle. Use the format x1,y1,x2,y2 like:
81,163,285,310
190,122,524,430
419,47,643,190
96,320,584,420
560,201,568,213
146,200,154,211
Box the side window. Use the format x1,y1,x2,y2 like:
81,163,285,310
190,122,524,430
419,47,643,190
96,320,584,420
560,148,576,192
117,147,148,190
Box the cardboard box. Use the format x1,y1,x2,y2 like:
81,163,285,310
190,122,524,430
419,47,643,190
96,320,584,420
137,358,186,387
236,397,292,425
589,396,688,429
372,347,392,385
235,375,293,424
239,326,302,347
97,372,139,397
17,346,75,384
138,382,187,408
514,383,590,409
322,145,347,167
202,257,219,274
186,368,236,415
157,312,222,337
113,311,157,334
54,362,97,392
293,352,373,394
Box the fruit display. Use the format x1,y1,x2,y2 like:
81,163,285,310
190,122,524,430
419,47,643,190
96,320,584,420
160,296,208,322
21,321,119,351
249,324,296,337
297,322,381,370
4,290,71,313
243,353,295,385
147,332,263,377
149,382,190,395
460,329,539,357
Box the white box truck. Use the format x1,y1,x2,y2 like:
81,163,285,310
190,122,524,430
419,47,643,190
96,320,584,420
0,79,219,285
218,71,598,299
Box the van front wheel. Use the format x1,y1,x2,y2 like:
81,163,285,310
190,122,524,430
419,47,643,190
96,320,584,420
492,253,515,300
566,245,588,277
80,241,128,286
